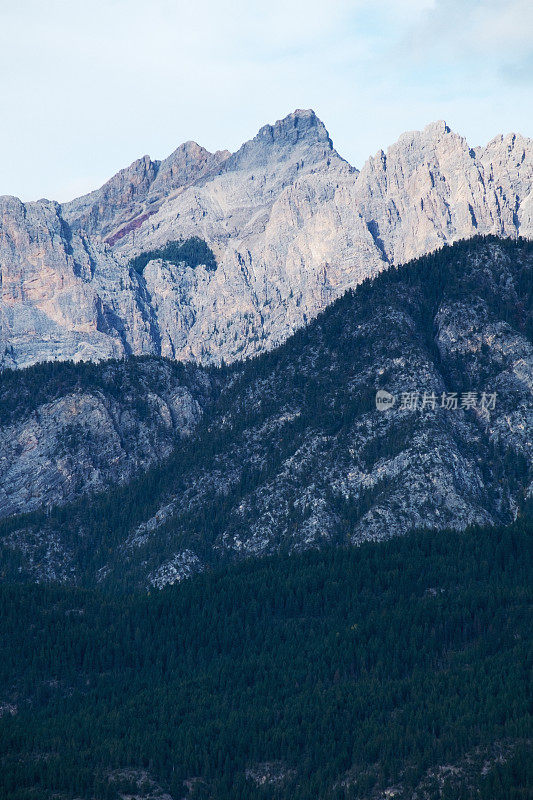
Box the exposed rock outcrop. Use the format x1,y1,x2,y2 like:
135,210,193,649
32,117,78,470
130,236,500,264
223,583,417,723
1,111,532,370
0,359,215,518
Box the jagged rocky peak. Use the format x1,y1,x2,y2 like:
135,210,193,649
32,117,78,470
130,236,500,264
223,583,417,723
258,108,331,145
1,112,532,371
62,153,159,234
220,108,351,176
63,139,229,239
355,120,533,264
152,140,230,196
409,119,453,139
360,119,468,177
481,130,533,155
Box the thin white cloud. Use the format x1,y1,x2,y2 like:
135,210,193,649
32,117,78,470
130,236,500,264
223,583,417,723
405,0,533,72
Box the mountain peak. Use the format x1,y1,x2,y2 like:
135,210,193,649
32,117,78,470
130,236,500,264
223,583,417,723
423,119,452,136
220,108,338,178
391,120,456,151
256,108,330,145
3,112,532,375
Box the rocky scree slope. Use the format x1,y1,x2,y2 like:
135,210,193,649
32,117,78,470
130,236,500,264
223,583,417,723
0,237,531,587
1,111,532,369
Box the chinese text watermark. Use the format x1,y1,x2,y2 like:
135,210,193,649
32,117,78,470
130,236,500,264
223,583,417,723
376,390,497,412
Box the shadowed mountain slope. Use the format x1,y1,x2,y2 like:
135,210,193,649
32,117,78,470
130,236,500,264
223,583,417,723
0,237,531,588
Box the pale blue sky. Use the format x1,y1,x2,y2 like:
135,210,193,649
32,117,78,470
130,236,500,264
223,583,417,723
1,0,532,202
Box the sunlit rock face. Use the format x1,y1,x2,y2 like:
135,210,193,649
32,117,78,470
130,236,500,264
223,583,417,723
1,111,532,370
355,122,533,264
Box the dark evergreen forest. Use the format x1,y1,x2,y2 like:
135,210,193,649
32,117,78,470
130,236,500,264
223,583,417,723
0,515,531,799
129,237,218,274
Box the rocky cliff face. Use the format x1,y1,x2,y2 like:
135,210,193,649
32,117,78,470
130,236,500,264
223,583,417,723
63,141,230,241
0,359,215,520
1,111,531,370
356,123,533,264
1,238,531,587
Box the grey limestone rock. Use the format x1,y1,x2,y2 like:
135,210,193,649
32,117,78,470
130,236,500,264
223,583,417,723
2,111,531,371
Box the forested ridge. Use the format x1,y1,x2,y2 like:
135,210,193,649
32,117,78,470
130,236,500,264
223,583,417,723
1,236,531,587
0,514,531,799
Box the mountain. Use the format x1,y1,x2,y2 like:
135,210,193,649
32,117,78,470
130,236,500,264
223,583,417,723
1,237,531,587
1,111,532,370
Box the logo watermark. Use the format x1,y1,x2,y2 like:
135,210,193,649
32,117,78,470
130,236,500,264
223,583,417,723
375,390,497,412
375,389,396,411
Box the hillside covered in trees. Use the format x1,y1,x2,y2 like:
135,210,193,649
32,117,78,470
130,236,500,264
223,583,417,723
0,515,531,799
0,237,531,588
